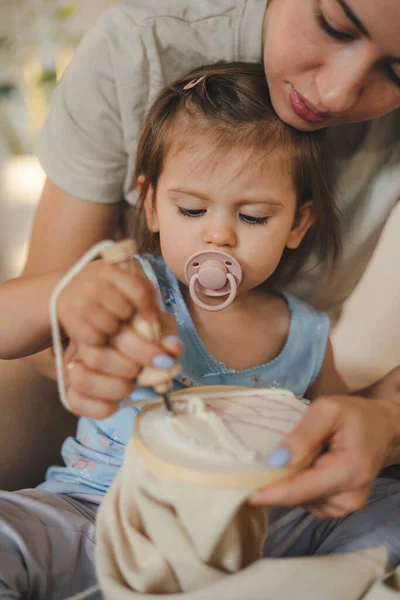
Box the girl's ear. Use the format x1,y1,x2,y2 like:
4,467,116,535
137,175,159,233
286,201,315,249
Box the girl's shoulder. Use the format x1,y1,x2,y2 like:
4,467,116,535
281,292,330,360
279,292,331,391
133,254,180,311
283,291,330,329
133,254,172,284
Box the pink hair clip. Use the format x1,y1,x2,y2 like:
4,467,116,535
183,76,206,90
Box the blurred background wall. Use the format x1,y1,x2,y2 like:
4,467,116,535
0,0,399,390
0,0,114,278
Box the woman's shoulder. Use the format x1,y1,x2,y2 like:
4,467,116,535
90,0,264,64
98,0,256,34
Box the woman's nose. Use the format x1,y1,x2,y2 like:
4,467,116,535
316,47,371,115
203,223,236,247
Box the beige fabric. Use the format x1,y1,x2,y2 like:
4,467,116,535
96,438,397,600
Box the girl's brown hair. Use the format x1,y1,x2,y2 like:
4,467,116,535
133,62,341,287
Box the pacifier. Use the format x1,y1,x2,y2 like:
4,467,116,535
184,251,242,312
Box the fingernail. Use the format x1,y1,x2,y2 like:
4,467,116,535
152,354,175,369
267,447,292,468
163,335,184,349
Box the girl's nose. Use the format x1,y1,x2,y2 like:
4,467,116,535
203,224,236,248
316,47,371,115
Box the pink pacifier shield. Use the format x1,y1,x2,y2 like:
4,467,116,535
184,251,242,311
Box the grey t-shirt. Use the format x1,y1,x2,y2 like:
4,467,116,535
35,0,400,313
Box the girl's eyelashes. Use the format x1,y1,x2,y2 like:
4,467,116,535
239,214,269,226
176,207,205,218
176,206,269,226
316,8,355,42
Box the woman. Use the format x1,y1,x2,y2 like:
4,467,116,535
19,0,400,559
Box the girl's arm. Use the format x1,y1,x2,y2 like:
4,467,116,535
20,179,119,377
305,339,348,399
0,270,65,359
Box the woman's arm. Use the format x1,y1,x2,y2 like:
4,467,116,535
23,179,119,273
21,179,119,377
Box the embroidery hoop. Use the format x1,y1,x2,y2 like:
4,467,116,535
133,385,317,490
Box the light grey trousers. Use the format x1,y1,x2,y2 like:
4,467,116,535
0,478,399,600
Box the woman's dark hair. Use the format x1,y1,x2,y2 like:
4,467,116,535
132,62,341,287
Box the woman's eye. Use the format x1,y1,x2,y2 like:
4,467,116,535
385,65,400,88
239,214,269,226
176,207,205,218
316,8,355,42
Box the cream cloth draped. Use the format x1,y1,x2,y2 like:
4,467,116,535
95,438,396,600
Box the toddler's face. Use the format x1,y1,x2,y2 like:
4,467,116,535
144,134,313,296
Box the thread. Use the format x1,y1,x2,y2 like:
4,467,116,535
49,239,117,411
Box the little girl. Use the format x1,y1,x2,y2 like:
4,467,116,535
0,63,385,598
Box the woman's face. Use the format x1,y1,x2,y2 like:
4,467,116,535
263,0,400,130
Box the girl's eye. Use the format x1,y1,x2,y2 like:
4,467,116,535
176,207,205,218
239,214,269,226
316,8,355,42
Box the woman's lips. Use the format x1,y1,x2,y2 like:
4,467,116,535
289,87,331,123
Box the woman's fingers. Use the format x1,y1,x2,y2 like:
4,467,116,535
304,485,370,519
112,318,182,369
62,308,184,418
76,343,141,379
250,459,349,507
67,386,122,419
67,361,134,405
248,395,393,513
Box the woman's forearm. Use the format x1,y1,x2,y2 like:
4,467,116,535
378,399,400,466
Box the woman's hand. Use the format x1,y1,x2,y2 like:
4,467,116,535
63,313,183,419
249,395,400,518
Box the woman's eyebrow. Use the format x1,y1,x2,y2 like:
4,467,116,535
335,0,370,38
